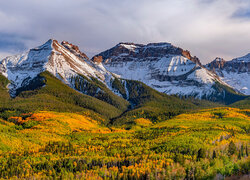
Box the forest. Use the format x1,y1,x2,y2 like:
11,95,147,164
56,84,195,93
0,108,248,179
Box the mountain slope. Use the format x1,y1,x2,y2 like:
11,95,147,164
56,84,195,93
230,97,250,109
0,72,126,123
93,42,245,104
206,55,250,95
109,77,223,127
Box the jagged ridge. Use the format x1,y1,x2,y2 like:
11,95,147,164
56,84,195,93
93,42,243,103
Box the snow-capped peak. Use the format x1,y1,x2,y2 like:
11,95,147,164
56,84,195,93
95,42,231,99
0,39,112,97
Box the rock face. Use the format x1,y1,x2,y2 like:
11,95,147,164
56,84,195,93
61,41,89,61
98,42,202,64
207,57,226,69
92,56,103,64
93,42,232,100
206,54,250,95
0,39,113,97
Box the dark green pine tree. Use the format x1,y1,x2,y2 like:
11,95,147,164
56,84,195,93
228,141,237,156
240,144,244,157
197,148,206,160
238,150,241,159
212,150,217,159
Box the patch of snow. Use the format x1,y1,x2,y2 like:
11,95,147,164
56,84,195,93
188,68,215,84
219,71,250,95
120,44,137,51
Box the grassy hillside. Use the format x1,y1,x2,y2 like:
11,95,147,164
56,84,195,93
0,108,248,179
0,72,126,123
230,97,250,109
211,82,248,105
111,79,222,128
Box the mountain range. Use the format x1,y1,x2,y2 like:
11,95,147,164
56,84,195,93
1,40,249,99
0,39,249,126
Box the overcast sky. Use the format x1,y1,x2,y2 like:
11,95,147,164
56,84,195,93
0,0,250,63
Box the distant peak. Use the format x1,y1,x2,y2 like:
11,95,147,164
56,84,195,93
33,39,54,50
206,57,226,70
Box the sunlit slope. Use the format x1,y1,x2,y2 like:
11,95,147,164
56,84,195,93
145,108,250,152
156,107,249,130
0,111,110,153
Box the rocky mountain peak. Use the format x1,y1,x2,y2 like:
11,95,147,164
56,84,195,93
61,41,89,61
206,54,250,95
0,39,112,97
206,57,226,70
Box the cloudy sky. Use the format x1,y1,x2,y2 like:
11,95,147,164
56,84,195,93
0,0,250,63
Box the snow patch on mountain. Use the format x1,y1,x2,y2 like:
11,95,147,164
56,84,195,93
217,71,249,95
188,68,215,84
120,44,138,51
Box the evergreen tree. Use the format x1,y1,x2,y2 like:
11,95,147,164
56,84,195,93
212,150,217,159
197,148,206,160
228,141,237,156
240,144,244,157
238,150,241,159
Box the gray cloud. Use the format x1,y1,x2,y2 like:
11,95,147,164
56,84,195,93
0,0,250,63
0,32,32,51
